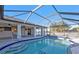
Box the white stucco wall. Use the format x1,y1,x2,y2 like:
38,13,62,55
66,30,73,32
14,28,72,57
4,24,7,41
0,31,12,38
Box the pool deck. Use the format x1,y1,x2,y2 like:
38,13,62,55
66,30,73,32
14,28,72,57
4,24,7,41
0,36,44,49
53,32,79,54
67,38,79,54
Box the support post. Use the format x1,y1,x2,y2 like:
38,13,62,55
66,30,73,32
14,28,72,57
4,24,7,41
34,27,37,37
41,27,45,36
17,24,22,39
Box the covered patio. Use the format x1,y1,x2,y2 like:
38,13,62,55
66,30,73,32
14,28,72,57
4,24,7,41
0,16,48,39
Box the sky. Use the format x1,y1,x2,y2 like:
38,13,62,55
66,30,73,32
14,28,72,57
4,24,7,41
4,5,79,27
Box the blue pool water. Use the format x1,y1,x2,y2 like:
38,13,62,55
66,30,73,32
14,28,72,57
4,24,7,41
0,36,70,54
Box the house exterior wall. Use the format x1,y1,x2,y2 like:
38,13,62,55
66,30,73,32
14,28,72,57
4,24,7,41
0,31,12,39
0,17,47,39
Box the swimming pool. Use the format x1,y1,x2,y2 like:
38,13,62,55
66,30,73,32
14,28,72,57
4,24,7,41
0,36,71,54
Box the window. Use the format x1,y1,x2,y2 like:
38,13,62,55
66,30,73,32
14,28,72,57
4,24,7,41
0,27,4,32
4,27,11,31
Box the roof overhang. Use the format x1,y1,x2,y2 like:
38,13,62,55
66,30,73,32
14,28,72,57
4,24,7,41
0,16,47,28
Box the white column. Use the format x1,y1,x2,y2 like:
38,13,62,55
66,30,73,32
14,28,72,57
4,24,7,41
45,28,48,35
41,27,43,36
44,28,46,35
17,24,22,39
41,27,45,36
34,27,37,37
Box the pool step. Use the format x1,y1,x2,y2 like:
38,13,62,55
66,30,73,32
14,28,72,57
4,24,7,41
4,43,27,54
14,45,28,54
9,43,23,49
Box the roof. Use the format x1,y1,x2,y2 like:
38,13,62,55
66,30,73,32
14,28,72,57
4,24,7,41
1,15,47,28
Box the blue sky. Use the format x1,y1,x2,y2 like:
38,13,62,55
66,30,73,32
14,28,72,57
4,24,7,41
4,5,79,26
